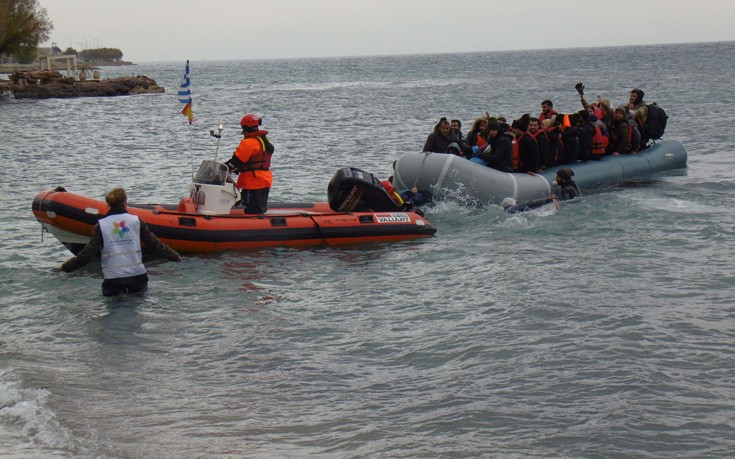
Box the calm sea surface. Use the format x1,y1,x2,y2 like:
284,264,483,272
1,42,734,458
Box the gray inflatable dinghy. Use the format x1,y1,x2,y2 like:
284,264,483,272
392,139,687,204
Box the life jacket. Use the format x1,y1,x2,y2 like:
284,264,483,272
239,133,273,173
590,125,608,156
511,139,521,171
381,180,404,205
562,114,571,129
512,134,537,171
539,109,558,123
528,129,548,143
98,213,146,280
476,133,488,151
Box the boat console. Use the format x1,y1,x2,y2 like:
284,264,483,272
185,160,240,214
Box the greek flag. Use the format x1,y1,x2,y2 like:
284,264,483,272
178,60,193,124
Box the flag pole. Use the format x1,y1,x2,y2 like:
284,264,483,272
177,60,195,178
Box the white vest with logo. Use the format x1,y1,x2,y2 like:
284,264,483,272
99,213,146,279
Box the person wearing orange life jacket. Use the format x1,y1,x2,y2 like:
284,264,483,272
586,113,609,159
226,114,275,214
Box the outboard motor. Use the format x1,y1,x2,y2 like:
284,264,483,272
328,167,405,212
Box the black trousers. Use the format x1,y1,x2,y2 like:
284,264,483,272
242,188,270,214
101,273,149,297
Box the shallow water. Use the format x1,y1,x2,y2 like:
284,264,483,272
1,42,734,458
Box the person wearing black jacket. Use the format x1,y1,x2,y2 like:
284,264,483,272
423,117,454,153
554,168,581,200
558,114,581,164
479,117,514,173
607,106,631,156
450,119,473,157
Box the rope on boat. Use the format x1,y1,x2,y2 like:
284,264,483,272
303,213,329,246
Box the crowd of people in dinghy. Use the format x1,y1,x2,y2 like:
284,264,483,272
422,83,662,174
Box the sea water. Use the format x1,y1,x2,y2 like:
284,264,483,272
1,42,734,458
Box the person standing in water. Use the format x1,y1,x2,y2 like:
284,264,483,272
60,188,181,296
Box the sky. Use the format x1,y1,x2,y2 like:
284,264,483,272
39,0,735,63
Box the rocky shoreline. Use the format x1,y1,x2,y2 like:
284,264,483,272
0,70,164,100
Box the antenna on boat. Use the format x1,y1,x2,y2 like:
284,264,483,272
210,124,224,161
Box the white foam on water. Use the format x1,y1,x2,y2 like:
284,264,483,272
0,370,85,457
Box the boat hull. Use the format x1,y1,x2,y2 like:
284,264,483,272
392,139,688,204
32,189,436,254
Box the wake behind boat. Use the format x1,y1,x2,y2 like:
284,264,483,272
33,160,436,254
392,139,687,205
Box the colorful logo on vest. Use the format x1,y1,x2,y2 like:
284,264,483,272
112,220,131,239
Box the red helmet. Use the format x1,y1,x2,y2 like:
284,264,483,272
240,114,262,128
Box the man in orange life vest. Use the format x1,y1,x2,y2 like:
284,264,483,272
226,114,275,214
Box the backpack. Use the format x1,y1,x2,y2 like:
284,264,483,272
644,102,668,140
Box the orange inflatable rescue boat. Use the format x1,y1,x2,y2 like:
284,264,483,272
32,161,436,254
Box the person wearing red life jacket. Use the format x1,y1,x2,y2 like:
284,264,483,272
539,99,558,124
511,118,540,173
527,117,550,171
226,114,275,214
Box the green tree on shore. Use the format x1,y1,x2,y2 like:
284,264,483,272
80,47,123,62
0,0,53,61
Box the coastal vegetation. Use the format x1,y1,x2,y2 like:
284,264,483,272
1,0,129,72
0,0,52,63
79,47,124,62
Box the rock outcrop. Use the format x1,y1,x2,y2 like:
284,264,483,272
0,73,164,99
